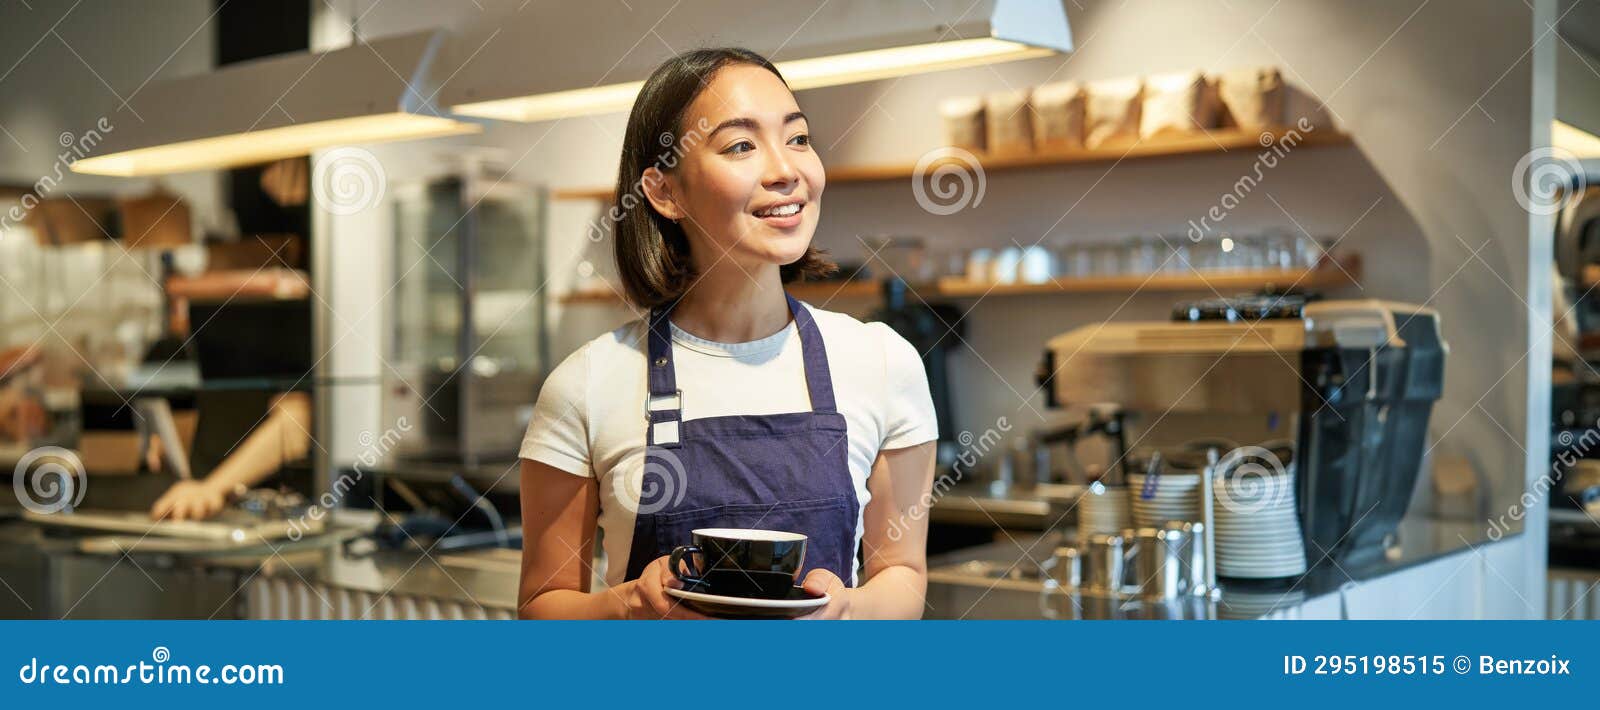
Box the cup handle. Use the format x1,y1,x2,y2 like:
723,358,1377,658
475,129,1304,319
669,545,704,586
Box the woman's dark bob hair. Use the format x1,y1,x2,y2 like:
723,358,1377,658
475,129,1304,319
611,47,834,309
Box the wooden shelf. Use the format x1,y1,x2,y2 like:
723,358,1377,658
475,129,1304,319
559,258,1362,307
936,262,1359,297
550,127,1352,201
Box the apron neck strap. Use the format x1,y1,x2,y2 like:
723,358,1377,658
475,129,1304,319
788,294,837,412
646,294,837,413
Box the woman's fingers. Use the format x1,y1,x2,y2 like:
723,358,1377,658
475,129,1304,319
647,557,710,619
658,555,684,590
796,569,848,620
801,568,842,596
640,568,676,618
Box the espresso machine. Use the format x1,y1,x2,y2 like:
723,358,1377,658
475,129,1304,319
1037,298,1447,568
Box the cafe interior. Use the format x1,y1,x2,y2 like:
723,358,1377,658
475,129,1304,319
2,0,1599,620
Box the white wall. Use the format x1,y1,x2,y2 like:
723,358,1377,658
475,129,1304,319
0,0,221,231
327,0,1550,612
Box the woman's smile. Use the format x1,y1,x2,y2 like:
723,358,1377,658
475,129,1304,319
751,199,806,229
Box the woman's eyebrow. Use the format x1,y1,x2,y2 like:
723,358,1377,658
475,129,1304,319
707,117,759,140
706,111,809,140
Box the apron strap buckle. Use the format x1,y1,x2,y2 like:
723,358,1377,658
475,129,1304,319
647,389,683,447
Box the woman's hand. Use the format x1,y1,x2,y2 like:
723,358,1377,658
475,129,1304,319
149,479,228,521
622,555,710,620
795,568,852,620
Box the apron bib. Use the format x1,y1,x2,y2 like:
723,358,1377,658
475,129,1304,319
623,295,860,586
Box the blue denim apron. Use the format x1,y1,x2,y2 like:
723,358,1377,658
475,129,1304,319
623,295,860,586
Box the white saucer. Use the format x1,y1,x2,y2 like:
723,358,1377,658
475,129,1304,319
666,585,829,618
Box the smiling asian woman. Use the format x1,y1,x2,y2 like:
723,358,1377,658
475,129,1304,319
516,47,938,620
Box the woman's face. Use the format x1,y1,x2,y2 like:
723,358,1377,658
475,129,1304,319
658,64,824,274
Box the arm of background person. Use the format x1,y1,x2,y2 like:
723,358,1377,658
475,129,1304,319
150,391,312,520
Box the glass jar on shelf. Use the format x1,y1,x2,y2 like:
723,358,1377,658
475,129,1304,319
965,248,995,283
1213,232,1245,271
1293,232,1327,269
1190,233,1222,272
1262,228,1295,270
1158,233,1192,275
993,246,1023,284
1019,245,1054,283
1234,232,1267,271
930,246,969,281
1125,235,1161,275
861,235,930,282
1090,242,1124,276
1056,242,1095,279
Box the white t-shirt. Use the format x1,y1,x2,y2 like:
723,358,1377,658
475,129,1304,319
518,301,938,587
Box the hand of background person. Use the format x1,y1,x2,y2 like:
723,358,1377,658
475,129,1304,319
149,479,228,521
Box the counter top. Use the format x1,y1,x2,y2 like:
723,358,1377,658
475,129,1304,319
2,499,1513,620
922,514,1514,619
0,511,522,617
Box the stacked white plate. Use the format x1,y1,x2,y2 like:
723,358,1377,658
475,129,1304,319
1212,469,1306,579
1076,483,1131,537
1127,472,1201,528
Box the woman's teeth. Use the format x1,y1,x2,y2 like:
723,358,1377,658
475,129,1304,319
755,203,801,218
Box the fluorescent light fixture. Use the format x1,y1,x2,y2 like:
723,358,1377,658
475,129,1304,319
1554,120,1600,158
454,38,1052,124
74,114,478,176
777,37,1055,90
457,81,648,125
445,0,1071,123
73,31,479,177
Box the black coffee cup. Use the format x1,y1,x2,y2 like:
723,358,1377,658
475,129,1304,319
670,528,807,599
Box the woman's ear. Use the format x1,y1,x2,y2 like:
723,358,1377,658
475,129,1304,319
640,167,685,222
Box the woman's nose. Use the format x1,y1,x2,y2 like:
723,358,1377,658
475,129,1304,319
762,144,799,188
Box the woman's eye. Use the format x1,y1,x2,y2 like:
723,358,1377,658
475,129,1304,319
790,133,810,147
723,140,754,155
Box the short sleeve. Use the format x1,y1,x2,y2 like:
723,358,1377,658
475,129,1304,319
874,323,939,450
518,342,593,476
